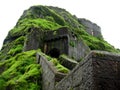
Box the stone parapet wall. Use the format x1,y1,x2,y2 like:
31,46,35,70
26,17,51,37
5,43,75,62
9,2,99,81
92,51,120,90
55,51,120,90
55,51,93,90
36,53,67,90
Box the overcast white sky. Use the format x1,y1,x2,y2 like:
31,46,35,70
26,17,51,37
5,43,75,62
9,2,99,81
0,0,120,49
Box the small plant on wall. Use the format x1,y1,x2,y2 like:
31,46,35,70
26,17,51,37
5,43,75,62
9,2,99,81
69,41,75,47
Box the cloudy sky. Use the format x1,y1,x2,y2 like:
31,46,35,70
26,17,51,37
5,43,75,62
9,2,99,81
0,0,120,49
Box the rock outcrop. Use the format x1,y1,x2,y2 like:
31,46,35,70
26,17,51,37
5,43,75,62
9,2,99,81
0,5,120,90
78,18,102,38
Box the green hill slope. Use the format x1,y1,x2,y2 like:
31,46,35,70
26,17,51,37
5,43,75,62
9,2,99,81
0,5,119,90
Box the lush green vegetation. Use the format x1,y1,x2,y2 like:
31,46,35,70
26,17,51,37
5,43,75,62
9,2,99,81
76,29,119,53
0,36,25,60
38,52,70,73
70,27,119,53
49,58,70,73
0,50,41,90
6,5,119,53
9,18,62,38
48,6,120,53
21,5,66,26
0,49,69,90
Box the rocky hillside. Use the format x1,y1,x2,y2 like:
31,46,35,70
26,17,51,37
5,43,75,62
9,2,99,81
0,5,119,90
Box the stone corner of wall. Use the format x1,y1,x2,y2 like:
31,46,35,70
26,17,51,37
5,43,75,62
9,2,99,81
88,50,120,60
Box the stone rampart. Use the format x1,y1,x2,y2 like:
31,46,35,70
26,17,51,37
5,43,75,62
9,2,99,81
55,50,120,90
36,52,67,90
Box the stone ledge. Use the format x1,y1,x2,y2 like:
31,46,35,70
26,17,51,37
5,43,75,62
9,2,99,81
90,50,120,60
59,55,78,70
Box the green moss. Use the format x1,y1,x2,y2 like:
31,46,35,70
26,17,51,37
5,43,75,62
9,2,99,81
9,18,62,37
48,6,84,29
53,31,57,35
56,64,69,73
0,77,6,90
38,52,69,73
81,34,119,53
0,36,25,60
0,50,41,90
69,41,75,47
45,16,55,22
8,45,23,56
50,58,69,73
20,5,66,26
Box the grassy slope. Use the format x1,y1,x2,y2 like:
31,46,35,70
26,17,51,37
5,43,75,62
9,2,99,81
0,5,120,90
0,49,69,90
0,50,41,90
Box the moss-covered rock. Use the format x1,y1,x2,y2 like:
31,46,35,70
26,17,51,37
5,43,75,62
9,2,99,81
0,5,120,90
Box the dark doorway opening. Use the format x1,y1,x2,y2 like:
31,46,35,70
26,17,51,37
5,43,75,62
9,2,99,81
48,48,60,58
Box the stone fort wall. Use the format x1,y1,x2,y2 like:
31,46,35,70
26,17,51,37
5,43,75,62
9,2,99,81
55,51,120,90
37,50,120,90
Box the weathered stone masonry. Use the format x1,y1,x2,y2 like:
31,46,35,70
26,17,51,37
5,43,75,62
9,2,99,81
24,27,120,90
24,27,90,61
36,52,67,90
37,50,120,90
55,51,120,90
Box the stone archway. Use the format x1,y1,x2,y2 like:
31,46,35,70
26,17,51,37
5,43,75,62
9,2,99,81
48,48,60,58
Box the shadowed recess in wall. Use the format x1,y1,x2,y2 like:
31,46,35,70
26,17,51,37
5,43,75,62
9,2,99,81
48,48,60,58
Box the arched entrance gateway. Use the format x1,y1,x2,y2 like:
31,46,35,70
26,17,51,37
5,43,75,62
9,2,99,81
48,48,60,58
